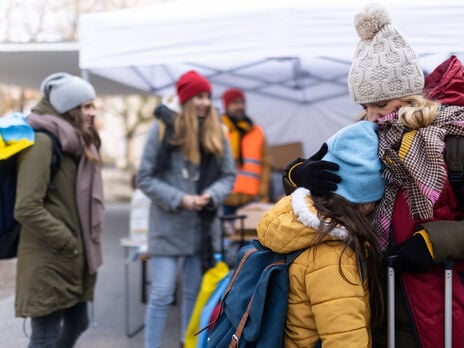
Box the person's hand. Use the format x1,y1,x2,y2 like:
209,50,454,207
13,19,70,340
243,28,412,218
290,143,341,196
194,193,211,211
388,233,434,273
180,194,196,210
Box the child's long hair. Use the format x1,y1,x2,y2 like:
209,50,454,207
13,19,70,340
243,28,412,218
312,194,384,327
171,99,224,165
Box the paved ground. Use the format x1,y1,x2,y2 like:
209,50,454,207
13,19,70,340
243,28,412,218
0,201,181,348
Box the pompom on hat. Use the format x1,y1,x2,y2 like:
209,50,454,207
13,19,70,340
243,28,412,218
176,70,212,105
348,4,424,104
222,88,245,110
322,121,385,204
41,72,96,114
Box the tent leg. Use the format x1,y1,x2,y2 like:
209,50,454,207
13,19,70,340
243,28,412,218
81,69,90,81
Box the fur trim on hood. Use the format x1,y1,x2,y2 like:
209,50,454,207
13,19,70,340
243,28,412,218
291,188,348,241
256,188,348,254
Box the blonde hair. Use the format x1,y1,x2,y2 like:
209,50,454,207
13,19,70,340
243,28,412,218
397,95,440,129
172,100,224,165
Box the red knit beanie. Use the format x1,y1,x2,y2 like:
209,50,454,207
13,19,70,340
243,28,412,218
176,71,212,105
222,88,245,110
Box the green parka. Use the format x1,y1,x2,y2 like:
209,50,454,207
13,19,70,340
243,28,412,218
14,101,96,318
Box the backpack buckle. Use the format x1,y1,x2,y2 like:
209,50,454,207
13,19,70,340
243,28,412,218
232,334,240,345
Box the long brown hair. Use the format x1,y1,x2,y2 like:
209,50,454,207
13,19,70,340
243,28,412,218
63,107,101,164
312,194,384,326
171,99,224,165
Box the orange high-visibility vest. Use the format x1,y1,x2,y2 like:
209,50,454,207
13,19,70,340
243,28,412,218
228,125,265,196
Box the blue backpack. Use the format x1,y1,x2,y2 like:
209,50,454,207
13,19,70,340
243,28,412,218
206,239,307,348
0,114,62,259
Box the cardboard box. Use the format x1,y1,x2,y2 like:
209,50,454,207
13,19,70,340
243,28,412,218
234,202,274,232
269,142,303,171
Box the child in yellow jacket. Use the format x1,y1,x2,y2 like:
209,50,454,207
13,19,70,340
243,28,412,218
257,121,385,348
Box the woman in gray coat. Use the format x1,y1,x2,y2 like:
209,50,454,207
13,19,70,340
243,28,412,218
137,70,235,348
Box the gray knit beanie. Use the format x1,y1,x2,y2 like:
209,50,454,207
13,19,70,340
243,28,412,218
348,4,424,104
40,72,96,114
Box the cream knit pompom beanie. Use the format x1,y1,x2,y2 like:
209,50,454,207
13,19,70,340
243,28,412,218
348,4,424,104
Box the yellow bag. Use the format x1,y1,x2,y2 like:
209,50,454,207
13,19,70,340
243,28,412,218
184,261,229,348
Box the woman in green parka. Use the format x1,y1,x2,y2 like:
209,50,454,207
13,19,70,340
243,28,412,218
14,72,104,348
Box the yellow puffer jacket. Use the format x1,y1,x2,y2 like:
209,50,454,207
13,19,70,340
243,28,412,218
257,188,371,348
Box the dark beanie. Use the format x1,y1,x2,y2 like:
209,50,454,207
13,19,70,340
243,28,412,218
176,71,212,105
222,88,245,110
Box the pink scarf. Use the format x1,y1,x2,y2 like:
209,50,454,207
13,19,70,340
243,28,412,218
28,113,104,274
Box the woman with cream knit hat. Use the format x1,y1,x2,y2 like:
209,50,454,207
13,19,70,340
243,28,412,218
284,4,464,347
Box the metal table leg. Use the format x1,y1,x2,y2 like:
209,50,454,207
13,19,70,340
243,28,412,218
124,246,145,337
89,301,98,327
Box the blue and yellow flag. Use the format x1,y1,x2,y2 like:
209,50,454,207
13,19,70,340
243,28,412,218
0,112,35,160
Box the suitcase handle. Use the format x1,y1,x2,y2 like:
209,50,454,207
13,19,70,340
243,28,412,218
444,260,454,348
386,255,455,348
386,255,398,348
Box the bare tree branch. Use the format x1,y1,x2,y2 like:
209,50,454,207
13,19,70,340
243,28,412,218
2,0,18,42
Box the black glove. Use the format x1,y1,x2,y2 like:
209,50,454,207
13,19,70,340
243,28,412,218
291,143,341,196
388,234,434,273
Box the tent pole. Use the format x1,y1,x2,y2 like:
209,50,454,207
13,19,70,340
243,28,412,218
80,67,97,327
81,69,90,82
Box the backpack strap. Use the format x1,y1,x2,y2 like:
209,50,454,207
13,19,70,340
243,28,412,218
222,247,257,302
228,241,303,348
285,248,307,265
37,131,63,190
445,135,464,207
445,135,464,175
229,256,287,348
157,120,166,144
195,247,257,336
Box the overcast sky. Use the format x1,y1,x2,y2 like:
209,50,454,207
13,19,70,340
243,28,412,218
1,0,463,42
0,0,166,42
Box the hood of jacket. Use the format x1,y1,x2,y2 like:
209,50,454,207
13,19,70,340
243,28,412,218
424,55,464,106
257,187,349,254
31,97,60,116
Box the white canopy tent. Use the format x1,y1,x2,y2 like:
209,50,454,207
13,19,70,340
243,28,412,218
79,0,464,156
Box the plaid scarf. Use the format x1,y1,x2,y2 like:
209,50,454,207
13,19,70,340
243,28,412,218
373,105,464,255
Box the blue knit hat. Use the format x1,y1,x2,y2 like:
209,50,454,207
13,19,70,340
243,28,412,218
40,72,96,114
323,121,385,204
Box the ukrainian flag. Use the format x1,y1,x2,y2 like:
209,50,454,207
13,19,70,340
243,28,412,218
0,112,35,160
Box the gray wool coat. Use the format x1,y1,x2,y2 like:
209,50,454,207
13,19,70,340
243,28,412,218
136,121,236,256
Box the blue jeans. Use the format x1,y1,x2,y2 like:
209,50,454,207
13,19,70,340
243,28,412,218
144,255,202,348
28,302,89,348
